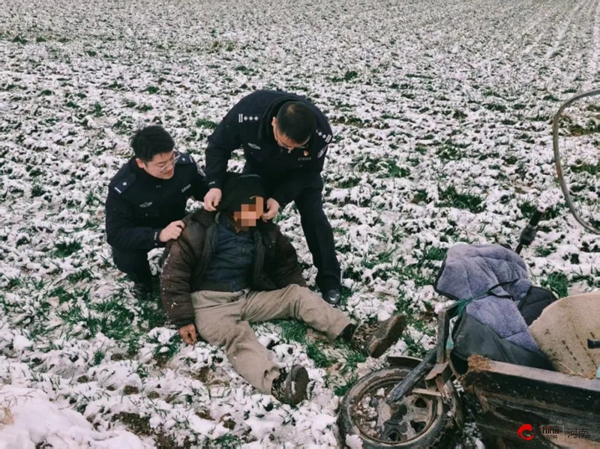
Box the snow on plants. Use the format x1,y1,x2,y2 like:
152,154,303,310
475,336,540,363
1,0,600,447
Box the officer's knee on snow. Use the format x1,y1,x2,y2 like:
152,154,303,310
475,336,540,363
111,247,149,273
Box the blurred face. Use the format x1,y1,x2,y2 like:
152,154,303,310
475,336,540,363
136,150,180,180
233,196,265,229
271,117,310,152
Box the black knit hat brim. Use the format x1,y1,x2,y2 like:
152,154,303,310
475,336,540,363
218,173,266,213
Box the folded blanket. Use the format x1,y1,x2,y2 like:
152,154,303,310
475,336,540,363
435,244,531,303
435,243,541,353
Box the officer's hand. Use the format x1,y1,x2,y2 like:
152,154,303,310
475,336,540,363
179,324,197,345
204,188,222,211
159,220,185,242
262,198,280,221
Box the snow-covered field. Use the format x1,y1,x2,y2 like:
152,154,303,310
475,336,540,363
2,0,600,447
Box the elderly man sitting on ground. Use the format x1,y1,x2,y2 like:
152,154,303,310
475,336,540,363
160,173,405,405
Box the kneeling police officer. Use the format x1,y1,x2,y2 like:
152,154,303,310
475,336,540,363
105,125,208,298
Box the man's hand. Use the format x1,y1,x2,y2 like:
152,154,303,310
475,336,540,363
179,324,197,345
159,220,185,242
204,188,222,211
262,198,280,221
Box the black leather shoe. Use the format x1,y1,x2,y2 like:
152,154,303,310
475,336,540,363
322,289,341,306
133,282,153,300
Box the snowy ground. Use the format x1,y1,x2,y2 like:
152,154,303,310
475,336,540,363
1,0,600,447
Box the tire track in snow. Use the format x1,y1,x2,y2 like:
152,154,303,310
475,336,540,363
478,0,575,93
585,0,600,90
549,0,598,92
520,0,572,57
461,0,537,54
437,0,544,76
544,0,593,60
504,0,592,91
534,0,597,94
502,0,556,57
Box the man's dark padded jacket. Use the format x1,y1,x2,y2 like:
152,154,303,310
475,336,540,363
205,90,333,206
160,209,308,328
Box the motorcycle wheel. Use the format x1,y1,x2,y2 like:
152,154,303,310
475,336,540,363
337,366,461,448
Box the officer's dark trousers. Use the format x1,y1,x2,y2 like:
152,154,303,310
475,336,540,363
112,247,153,287
295,185,341,291
258,172,341,292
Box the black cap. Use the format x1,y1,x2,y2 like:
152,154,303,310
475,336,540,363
218,173,266,214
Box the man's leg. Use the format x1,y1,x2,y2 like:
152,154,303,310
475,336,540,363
293,175,341,298
112,247,153,290
191,290,281,394
241,284,351,340
242,285,406,359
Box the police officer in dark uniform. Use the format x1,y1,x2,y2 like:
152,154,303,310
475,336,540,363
203,90,342,305
105,125,208,298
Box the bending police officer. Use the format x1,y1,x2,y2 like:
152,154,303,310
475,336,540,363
203,90,342,305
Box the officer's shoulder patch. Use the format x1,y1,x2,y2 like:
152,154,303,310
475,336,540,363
237,113,261,124
176,153,194,165
179,154,205,176
315,129,333,144
110,172,136,195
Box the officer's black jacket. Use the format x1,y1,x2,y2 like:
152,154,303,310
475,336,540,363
105,154,207,251
205,90,333,206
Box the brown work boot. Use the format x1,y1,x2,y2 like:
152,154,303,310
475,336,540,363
271,365,309,406
350,315,406,358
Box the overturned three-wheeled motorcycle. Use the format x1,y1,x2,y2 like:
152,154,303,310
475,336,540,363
337,90,600,448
